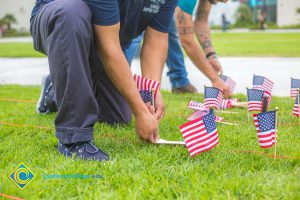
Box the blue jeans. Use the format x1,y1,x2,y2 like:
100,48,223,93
124,18,190,88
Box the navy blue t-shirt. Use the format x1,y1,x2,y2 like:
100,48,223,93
31,0,178,48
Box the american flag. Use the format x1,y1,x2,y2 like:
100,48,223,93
253,111,276,148
253,75,273,106
187,100,206,111
290,78,300,98
187,110,223,122
253,75,274,94
292,91,300,117
133,74,160,103
220,98,238,110
204,87,222,110
187,110,208,121
247,89,264,112
180,109,219,157
220,75,236,93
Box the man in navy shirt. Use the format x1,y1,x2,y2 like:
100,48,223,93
30,0,177,161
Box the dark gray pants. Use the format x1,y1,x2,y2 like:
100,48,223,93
30,0,132,144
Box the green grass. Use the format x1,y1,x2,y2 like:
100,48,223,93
0,33,300,57
0,85,299,199
0,43,45,57
212,33,300,57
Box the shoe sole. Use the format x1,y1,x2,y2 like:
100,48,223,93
36,72,49,114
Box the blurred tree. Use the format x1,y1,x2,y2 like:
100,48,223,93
234,4,254,27
1,14,17,30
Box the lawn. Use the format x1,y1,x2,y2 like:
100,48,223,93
0,33,300,57
0,85,299,199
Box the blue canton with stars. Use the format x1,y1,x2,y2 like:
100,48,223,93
205,87,220,99
139,90,152,103
295,92,300,104
203,109,217,133
257,111,276,132
253,75,264,85
291,78,300,88
247,89,264,101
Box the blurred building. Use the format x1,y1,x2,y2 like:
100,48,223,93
277,0,300,26
0,0,35,32
208,1,241,27
243,0,300,26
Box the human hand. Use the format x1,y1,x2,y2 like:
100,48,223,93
212,77,232,98
207,55,223,76
154,91,165,121
135,110,160,143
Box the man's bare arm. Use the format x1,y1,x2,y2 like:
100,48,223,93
140,27,168,120
175,7,219,84
94,23,159,142
175,6,231,98
194,0,214,55
140,27,168,83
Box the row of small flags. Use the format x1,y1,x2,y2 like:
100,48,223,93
133,74,299,157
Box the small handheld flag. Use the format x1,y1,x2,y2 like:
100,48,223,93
180,109,219,157
253,110,277,149
220,75,236,93
204,87,222,110
187,100,206,111
253,75,273,107
220,98,238,110
187,110,223,122
247,88,264,112
292,89,300,117
291,78,300,98
133,74,160,104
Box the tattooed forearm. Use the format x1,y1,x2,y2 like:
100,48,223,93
177,10,186,25
177,27,194,35
195,6,209,21
201,40,212,49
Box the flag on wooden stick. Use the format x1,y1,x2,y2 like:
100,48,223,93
247,88,264,112
187,100,206,111
253,110,277,148
292,90,300,117
220,75,236,93
253,75,273,107
133,74,160,103
180,109,219,157
204,87,222,110
290,78,300,98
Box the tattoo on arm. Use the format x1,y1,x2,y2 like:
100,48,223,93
177,10,186,25
177,27,194,35
176,10,193,35
196,6,209,21
201,40,212,49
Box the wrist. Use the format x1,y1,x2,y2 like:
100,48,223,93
206,52,217,59
132,101,148,118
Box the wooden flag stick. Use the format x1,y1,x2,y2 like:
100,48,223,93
151,88,155,107
262,96,268,113
274,107,279,159
217,121,239,126
231,102,248,108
